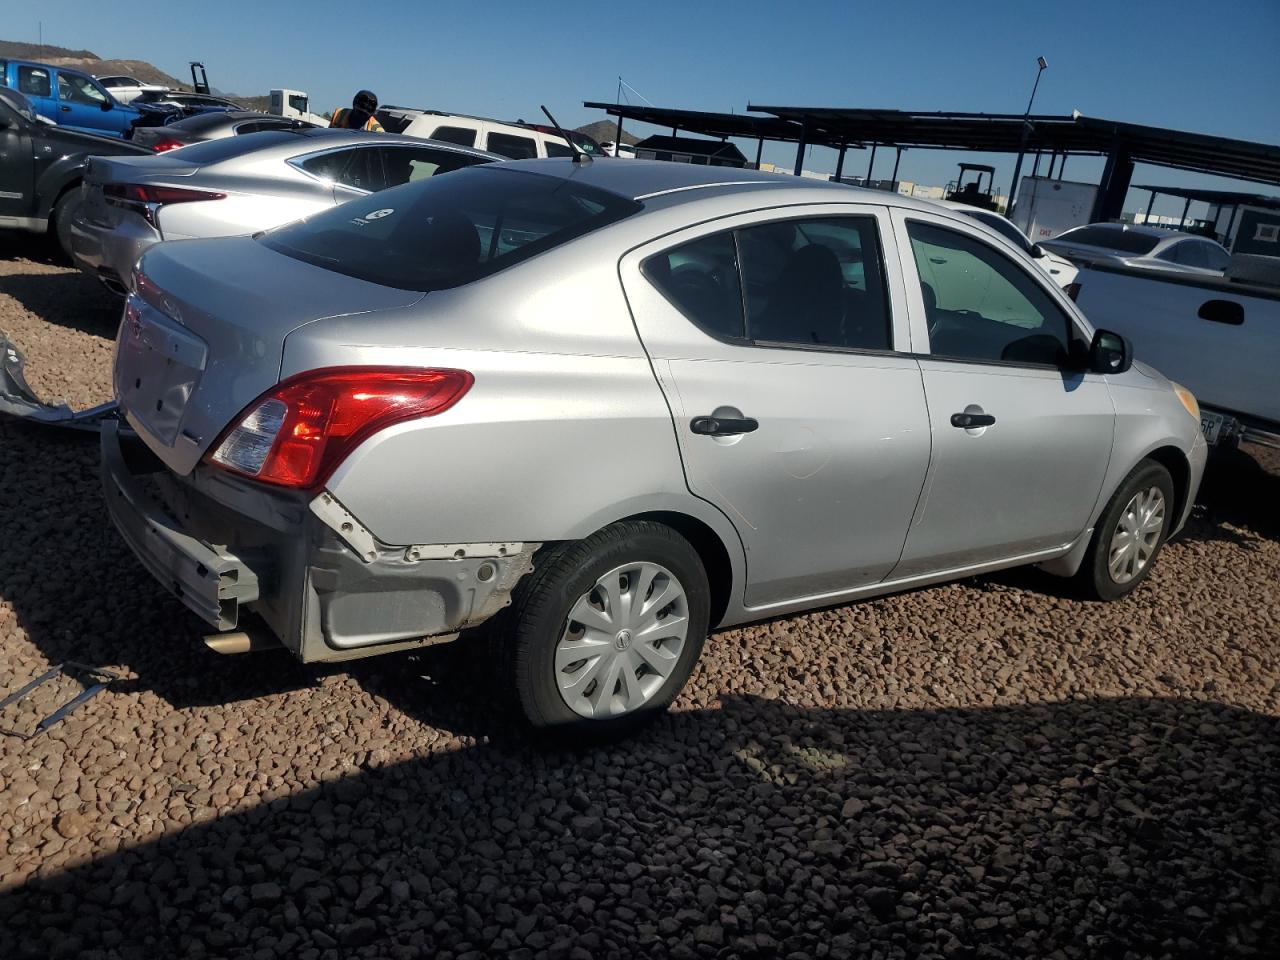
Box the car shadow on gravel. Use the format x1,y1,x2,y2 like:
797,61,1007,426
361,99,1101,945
0,424,325,707
1,694,1277,960
0,270,120,340
1185,444,1280,546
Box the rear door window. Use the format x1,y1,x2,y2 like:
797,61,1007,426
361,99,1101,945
643,233,745,340
487,132,539,159
18,66,51,98
260,167,640,291
430,125,477,147
643,215,894,351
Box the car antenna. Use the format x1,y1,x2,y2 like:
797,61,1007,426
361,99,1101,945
540,105,590,164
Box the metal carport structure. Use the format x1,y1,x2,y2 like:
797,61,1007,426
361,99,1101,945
585,101,1280,222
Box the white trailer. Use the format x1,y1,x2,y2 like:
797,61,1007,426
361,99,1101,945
1011,177,1098,243
268,89,329,127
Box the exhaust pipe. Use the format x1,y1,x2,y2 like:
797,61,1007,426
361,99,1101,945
203,630,281,655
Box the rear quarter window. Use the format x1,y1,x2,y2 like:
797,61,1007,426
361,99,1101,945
259,166,640,292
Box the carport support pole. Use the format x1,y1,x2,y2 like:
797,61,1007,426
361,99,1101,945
614,113,624,155
1144,191,1157,225
1057,155,1066,180
1179,197,1191,229
865,142,877,187
890,147,903,190
1223,204,1240,247
793,123,808,176
835,144,847,181
755,138,764,170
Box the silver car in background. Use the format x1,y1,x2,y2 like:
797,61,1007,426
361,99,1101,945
130,110,315,153
69,128,496,293
1041,222,1231,276
102,161,1207,736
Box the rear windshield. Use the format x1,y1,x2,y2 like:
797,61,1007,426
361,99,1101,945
1056,225,1161,255
157,129,305,164
259,166,641,292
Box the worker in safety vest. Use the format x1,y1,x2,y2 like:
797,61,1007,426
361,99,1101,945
330,90,385,132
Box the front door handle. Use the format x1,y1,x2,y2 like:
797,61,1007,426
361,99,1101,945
60,105,71,112
691,415,758,437
950,412,995,429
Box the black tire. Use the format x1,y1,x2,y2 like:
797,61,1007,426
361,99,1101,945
51,188,82,263
500,521,710,738
1076,459,1176,601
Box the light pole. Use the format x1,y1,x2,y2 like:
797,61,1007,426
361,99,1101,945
1006,56,1047,217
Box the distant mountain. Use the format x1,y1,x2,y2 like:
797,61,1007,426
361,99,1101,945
0,40,98,60
575,119,639,146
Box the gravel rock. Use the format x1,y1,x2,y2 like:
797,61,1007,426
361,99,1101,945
1,245,1279,958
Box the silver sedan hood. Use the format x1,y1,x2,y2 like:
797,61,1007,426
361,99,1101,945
118,237,422,474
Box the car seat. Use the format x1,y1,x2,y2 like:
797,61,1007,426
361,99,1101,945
753,244,844,345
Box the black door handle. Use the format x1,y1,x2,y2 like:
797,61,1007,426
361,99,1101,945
1197,299,1244,325
950,412,995,429
691,415,758,436
60,105,71,112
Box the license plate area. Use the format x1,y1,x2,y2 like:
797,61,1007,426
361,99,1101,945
115,298,208,446
1200,410,1227,445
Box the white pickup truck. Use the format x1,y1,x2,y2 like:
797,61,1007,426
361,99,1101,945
1071,260,1279,450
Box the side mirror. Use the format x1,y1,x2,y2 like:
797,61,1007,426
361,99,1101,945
1030,243,1046,259
100,100,114,111
1090,328,1132,374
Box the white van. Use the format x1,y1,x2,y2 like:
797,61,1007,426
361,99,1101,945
376,108,601,160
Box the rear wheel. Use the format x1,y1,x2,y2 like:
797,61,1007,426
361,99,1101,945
500,521,710,737
51,188,82,263
1076,459,1175,601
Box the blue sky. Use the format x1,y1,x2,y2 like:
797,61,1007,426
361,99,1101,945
15,0,1280,217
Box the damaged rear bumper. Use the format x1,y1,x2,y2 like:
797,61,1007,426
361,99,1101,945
0,333,121,431
100,419,538,663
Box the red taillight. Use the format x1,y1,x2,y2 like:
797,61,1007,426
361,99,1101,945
150,138,186,153
103,183,225,226
207,368,474,490
104,183,225,205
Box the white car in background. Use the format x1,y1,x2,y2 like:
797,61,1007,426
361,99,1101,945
938,201,1079,288
1041,223,1231,277
95,75,169,104
376,108,597,159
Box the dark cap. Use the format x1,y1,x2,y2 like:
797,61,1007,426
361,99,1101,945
353,89,378,110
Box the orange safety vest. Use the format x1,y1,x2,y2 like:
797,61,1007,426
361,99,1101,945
330,108,384,133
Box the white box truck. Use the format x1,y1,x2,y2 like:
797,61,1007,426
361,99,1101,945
1011,176,1098,243
268,89,329,127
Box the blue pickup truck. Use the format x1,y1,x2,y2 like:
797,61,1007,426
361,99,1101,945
0,58,177,138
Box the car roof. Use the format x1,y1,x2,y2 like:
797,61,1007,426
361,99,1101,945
1066,222,1202,241
492,157,966,215
183,127,503,163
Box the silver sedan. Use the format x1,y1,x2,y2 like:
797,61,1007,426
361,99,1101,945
1041,222,1231,276
69,128,496,293
102,160,1207,736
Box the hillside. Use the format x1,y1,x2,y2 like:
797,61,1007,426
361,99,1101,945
575,119,639,146
0,40,98,60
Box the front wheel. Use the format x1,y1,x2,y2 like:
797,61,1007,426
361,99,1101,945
1076,459,1176,601
500,521,710,737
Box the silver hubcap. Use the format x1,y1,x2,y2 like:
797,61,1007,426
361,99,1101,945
555,561,689,720
1108,486,1166,584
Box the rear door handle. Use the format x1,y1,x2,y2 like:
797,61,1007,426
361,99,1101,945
950,412,995,428
691,415,758,437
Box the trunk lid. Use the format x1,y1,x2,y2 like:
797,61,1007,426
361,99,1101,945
116,237,423,475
